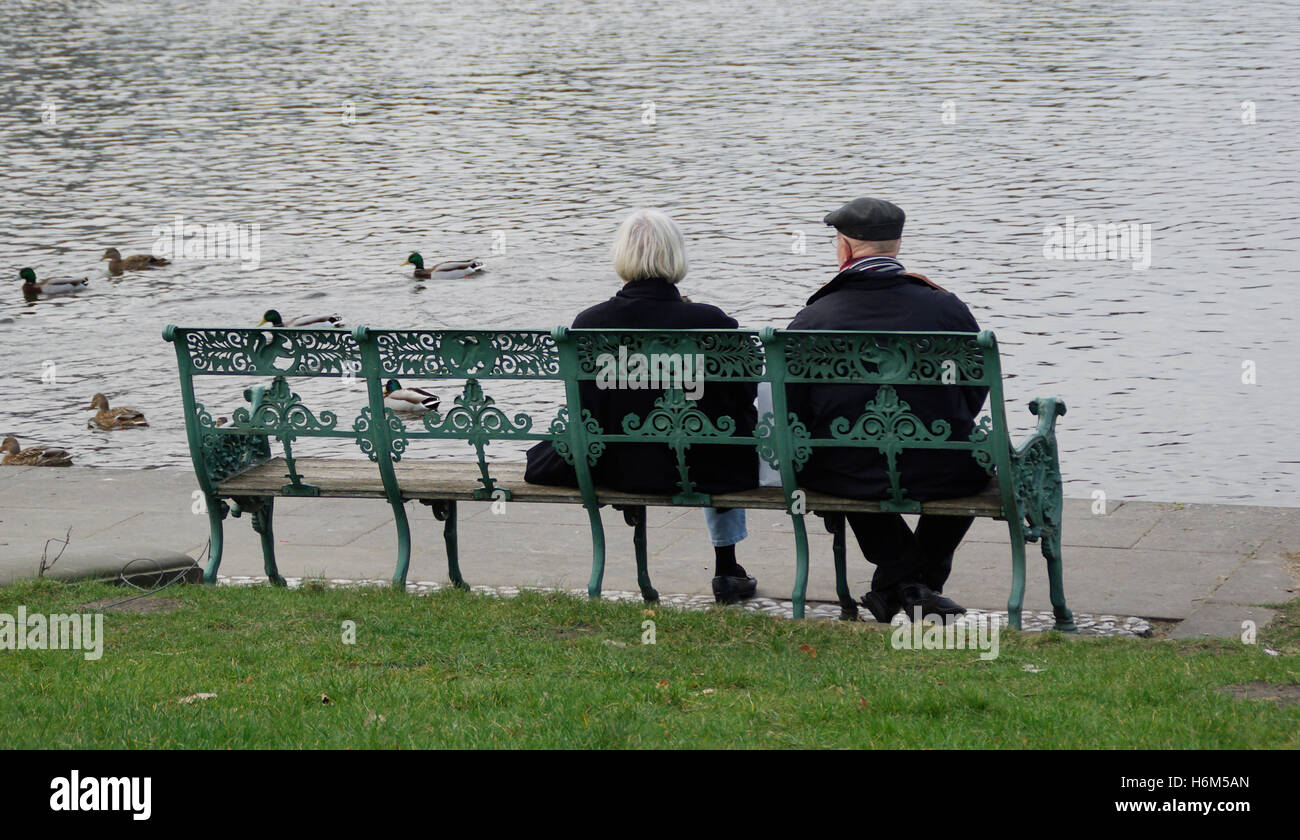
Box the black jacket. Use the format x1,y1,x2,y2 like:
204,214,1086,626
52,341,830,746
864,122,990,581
785,264,991,501
525,278,759,494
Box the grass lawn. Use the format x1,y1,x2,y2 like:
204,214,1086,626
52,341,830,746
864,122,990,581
1,578,1297,749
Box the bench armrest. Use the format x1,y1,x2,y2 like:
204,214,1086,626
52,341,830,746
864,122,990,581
1009,397,1066,544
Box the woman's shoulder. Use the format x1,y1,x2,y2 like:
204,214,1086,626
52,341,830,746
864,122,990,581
570,296,739,329
678,299,739,328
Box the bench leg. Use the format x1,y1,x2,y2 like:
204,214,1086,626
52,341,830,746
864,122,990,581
825,514,858,621
1042,531,1076,631
201,494,226,584
245,496,286,587
585,504,607,601
387,498,412,588
621,506,659,603
1006,518,1027,630
423,501,466,590
442,501,467,590
791,513,809,619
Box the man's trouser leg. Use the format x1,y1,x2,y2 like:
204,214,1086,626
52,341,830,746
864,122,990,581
843,512,922,595
914,515,975,593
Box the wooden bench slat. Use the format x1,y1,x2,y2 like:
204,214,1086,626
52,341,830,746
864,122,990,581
218,458,1004,516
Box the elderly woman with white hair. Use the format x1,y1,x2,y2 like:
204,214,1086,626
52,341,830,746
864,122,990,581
525,209,760,604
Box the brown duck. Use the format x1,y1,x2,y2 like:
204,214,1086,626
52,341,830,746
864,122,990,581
101,247,170,275
1,436,73,466
85,393,149,429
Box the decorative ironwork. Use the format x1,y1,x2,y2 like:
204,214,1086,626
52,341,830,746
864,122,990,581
548,407,606,467
229,495,286,586
967,415,997,476
229,376,338,495
755,411,812,471
574,331,764,380
374,330,559,378
423,378,532,499
622,389,736,504
783,332,985,384
167,323,1072,630
908,334,986,383
1012,430,1063,546
829,385,953,511
353,406,409,463
194,402,270,485
183,328,360,376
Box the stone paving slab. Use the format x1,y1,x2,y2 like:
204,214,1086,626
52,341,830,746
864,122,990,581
0,467,1296,637
1133,503,1286,555
1169,604,1278,641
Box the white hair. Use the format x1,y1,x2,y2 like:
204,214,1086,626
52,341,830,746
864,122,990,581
611,209,688,284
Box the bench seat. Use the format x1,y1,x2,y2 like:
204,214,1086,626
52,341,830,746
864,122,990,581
219,458,1006,517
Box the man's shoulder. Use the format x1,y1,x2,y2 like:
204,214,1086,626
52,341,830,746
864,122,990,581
789,274,979,331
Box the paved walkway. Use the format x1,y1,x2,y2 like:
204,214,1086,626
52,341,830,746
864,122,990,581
2,466,1296,638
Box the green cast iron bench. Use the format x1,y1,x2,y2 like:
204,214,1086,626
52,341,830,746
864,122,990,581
163,324,1074,631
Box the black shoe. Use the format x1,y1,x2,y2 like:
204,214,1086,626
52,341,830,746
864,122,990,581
859,589,901,623
712,565,757,604
898,583,966,619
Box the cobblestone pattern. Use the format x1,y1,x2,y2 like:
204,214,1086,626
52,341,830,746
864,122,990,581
216,575,1154,637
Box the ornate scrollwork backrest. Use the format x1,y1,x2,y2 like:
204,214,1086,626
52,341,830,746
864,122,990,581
755,411,811,472
827,385,954,511
548,407,606,468
419,378,533,499
353,406,408,464
178,328,362,377
621,389,737,504
168,324,1011,515
967,415,997,477
782,332,988,385
228,376,338,495
371,330,560,379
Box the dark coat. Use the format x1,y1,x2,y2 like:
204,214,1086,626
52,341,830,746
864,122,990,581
785,264,992,501
525,278,759,495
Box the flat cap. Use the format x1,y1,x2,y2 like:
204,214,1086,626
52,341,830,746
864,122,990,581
824,197,905,241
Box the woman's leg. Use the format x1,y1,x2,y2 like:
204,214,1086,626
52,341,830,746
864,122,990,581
704,507,747,548
704,508,755,603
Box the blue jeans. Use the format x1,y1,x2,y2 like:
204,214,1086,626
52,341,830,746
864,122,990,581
703,508,747,547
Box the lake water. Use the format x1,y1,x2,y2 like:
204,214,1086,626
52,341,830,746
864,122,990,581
2,0,1297,506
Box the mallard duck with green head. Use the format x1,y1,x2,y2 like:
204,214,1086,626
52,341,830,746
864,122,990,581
85,393,148,429
259,309,345,328
19,267,88,300
404,253,484,280
383,379,441,414
101,247,170,275
1,436,73,467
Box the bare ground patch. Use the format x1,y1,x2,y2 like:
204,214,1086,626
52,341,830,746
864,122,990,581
76,595,183,615
1216,682,1300,707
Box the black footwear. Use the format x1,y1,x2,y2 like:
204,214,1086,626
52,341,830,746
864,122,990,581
898,582,966,618
859,589,901,623
712,564,757,604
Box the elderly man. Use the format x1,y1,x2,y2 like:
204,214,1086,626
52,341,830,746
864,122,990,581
525,209,760,604
786,198,991,622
